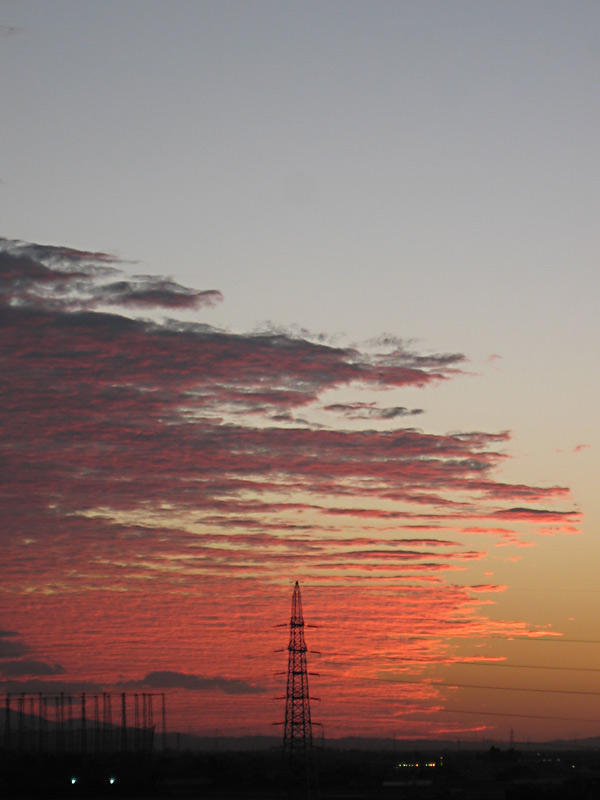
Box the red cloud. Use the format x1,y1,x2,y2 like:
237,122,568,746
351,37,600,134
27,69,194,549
574,443,590,453
0,237,581,739
491,507,582,523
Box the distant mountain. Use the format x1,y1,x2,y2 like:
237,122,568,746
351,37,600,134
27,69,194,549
3,706,599,753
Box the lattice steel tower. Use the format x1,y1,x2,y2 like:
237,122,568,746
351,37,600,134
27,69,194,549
282,581,317,798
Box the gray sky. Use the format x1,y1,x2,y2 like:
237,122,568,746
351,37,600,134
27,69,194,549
3,0,597,451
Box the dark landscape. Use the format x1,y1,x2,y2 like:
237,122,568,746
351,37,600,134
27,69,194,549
3,736,600,799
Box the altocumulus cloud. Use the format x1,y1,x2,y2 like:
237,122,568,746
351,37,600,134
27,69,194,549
324,402,424,420
0,236,579,593
123,671,265,695
0,626,65,678
0,659,65,677
0,630,28,659
0,237,582,734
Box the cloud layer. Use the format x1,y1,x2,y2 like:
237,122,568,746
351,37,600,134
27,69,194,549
0,238,580,737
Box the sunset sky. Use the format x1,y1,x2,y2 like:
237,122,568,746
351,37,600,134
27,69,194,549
1,1,599,743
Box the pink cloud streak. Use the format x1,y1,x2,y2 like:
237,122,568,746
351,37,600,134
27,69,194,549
0,238,581,738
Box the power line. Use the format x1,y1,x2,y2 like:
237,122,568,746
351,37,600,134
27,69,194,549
420,681,600,697
458,662,600,673
325,639,600,659
488,636,600,644
318,672,600,697
442,708,600,724
376,677,600,697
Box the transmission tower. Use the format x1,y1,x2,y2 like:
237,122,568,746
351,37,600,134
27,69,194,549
282,581,317,798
